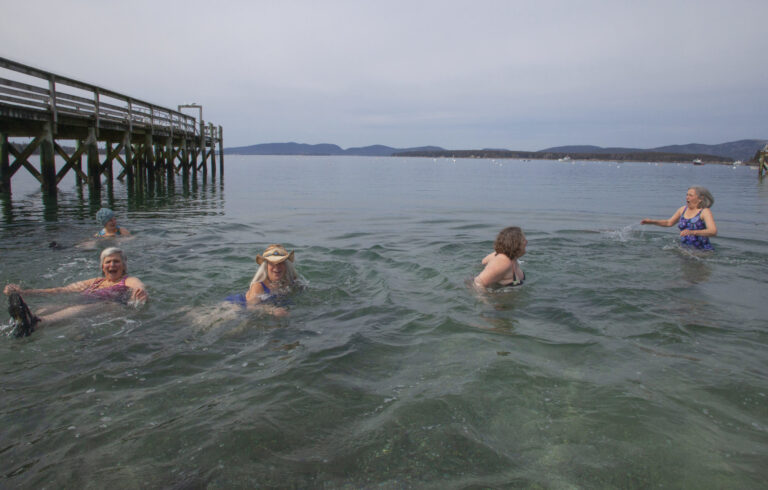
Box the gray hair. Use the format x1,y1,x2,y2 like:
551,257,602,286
690,186,714,208
100,247,127,275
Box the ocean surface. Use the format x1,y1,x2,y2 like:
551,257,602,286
1,155,767,488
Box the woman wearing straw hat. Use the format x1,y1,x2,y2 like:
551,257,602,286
94,208,131,238
226,244,298,316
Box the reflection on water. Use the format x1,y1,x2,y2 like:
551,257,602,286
1,165,225,225
1,156,767,487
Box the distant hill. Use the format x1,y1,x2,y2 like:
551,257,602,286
652,140,767,161
225,139,766,162
224,142,345,156
542,139,767,162
394,149,731,164
224,142,444,156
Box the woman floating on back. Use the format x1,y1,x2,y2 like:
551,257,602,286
474,227,527,289
4,247,147,337
641,186,717,250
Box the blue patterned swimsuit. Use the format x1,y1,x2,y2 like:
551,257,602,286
96,226,122,237
226,282,291,307
678,207,713,250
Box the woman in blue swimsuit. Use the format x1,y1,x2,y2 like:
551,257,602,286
641,186,717,250
226,244,298,316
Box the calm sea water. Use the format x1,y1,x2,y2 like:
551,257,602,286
1,155,767,488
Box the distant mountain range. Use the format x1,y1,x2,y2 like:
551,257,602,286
540,139,767,162
224,139,767,162
223,142,443,157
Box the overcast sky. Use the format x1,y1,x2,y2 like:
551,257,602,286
2,0,767,150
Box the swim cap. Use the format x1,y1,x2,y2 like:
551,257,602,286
96,208,115,226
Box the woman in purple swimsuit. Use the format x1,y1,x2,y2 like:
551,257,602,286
641,186,718,250
4,247,148,335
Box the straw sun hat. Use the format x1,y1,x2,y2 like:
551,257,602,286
256,244,295,265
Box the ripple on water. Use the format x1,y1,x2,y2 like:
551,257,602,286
1,157,767,487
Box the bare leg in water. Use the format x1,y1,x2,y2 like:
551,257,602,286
32,303,113,328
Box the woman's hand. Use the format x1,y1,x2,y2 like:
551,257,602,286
131,287,148,303
271,306,289,317
680,229,696,237
3,284,21,296
125,277,148,303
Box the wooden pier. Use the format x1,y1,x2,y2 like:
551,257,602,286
0,56,222,197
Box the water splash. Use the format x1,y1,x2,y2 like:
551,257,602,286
601,224,641,242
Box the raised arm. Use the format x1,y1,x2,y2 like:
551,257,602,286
641,206,684,227
4,279,97,296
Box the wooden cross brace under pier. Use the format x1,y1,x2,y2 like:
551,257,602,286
0,56,223,196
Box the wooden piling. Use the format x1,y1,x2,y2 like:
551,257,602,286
40,123,56,196
74,140,84,187
166,136,174,181
199,119,207,176
86,127,100,190
0,56,222,201
218,125,224,176
105,141,114,188
208,123,216,178
0,131,9,194
181,137,189,181
124,133,134,189
144,133,154,184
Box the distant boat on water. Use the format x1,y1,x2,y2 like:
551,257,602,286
558,156,572,162
692,158,703,165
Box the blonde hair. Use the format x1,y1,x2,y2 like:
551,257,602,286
249,260,298,286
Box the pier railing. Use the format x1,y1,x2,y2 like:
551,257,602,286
0,56,223,196
0,57,203,139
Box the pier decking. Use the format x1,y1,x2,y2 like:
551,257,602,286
0,56,222,196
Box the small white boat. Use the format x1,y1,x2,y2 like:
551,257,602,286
558,156,571,162
692,158,703,165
